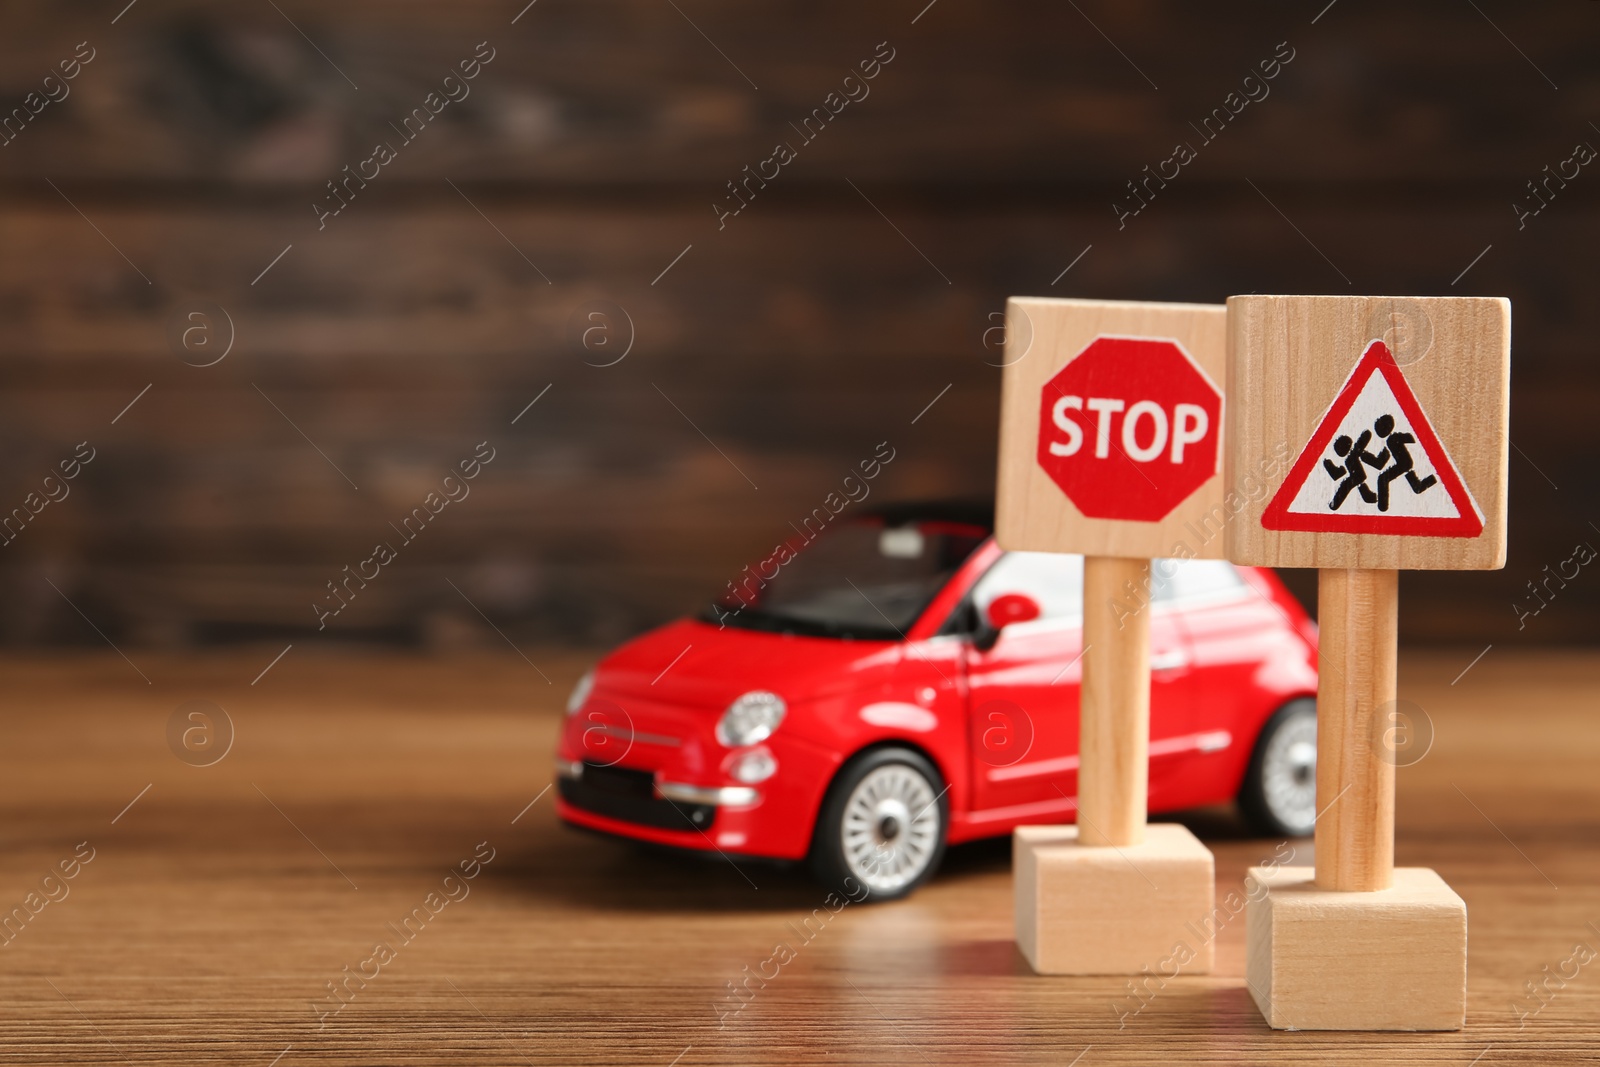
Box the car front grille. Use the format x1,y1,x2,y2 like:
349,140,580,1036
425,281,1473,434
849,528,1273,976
560,761,716,833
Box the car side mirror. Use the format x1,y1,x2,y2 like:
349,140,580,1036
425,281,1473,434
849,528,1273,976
972,593,1041,652
986,593,1041,629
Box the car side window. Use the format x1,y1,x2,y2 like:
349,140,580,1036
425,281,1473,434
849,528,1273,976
969,551,1085,623
1150,558,1247,604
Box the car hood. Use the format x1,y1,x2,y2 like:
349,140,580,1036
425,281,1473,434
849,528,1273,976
593,617,901,711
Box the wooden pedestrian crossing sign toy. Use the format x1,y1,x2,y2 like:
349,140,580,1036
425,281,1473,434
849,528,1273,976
997,298,1222,975
1225,294,1510,1031
1228,295,1508,571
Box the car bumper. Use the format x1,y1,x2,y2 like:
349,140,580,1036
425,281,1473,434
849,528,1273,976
556,778,782,859
554,700,838,860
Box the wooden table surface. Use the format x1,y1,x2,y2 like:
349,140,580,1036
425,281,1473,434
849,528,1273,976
1,647,1595,1065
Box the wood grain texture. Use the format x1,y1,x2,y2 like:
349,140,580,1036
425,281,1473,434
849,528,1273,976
0,2,1594,186
0,0,1596,647
1316,568,1399,893
1247,866,1468,1031
1225,295,1510,571
0,648,1597,1063
996,298,1227,561
0,196,1586,643
1014,823,1214,976
1078,555,1152,847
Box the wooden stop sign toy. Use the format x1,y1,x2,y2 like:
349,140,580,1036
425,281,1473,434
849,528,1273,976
999,298,1229,560
999,298,1224,976
1226,294,1510,1031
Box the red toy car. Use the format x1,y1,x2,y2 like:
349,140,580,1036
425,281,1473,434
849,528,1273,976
556,502,1319,899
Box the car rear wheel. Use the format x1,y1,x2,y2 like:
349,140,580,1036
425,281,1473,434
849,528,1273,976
809,747,948,902
1238,698,1318,838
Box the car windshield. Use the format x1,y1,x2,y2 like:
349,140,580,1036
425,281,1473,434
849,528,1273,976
702,518,988,639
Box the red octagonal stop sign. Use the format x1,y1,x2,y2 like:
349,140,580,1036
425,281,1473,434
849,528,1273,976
1036,336,1222,522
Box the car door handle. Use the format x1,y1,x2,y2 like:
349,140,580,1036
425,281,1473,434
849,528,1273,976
1151,650,1190,672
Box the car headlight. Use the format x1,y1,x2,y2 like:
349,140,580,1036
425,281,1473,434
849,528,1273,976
566,669,595,715
716,691,786,747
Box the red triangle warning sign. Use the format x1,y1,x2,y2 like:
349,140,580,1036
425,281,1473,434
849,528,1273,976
1263,341,1484,537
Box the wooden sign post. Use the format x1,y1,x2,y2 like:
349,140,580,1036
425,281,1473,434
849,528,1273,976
998,297,1225,975
1226,294,1510,1030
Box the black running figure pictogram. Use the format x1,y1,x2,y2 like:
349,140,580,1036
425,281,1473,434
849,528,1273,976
1321,429,1384,511
1367,413,1437,512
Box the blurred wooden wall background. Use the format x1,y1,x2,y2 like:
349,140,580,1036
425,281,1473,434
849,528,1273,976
0,0,1594,649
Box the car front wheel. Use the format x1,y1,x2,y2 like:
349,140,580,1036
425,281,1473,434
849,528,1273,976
809,747,948,901
1237,698,1318,838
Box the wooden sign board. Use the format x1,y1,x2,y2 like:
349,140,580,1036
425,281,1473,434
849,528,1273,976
1225,295,1510,571
998,297,1224,975
1228,292,1507,1031
996,298,1228,560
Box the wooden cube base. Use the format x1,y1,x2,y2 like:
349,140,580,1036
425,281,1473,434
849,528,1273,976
1014,823,1214,975
1246,865,1467,1031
